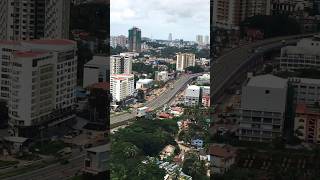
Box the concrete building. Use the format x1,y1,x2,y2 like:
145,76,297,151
110,74,134,102
136,79,153,89
238,75,288,142
279,35,320,71
315,0,320,14
184,85,201,107
244,0,271,17
84,144,109,176
201,86,210,107
289,77,320,105
202,95,211,107
155,71,169,82
119,52,139,58
110,55,132,75
168,33,172,41
270,0,313,15
83,56,108,88
128,27,141,53
0,0,70,41
0,39,77,137
197,74,210,85
176,53,196,71
212,0,271,30
208,144,236,174
110,35,127,48
196,35,203,45
294,103,320,144
204,35,209,45
201,86,210,96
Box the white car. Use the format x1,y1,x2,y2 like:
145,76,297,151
63,135,73,139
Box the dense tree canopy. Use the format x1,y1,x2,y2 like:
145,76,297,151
110,118,181,179
111,46,128,55
185,66,205,73
182,153,208,180
241,15,301,38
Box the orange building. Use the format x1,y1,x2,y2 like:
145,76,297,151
294,103,320,144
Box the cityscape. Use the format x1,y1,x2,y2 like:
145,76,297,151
0,0,319,179
0,0,109,180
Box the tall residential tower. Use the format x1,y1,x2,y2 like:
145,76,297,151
128,27,141,53
0,0,70,40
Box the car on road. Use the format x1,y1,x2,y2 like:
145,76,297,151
63,135,73,139
23,162,33,166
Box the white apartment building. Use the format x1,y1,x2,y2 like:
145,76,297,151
83,56,108,88
279,35,320,71
110,74,134,102
84,144,109,175
136,79,153,89
119,52,139,58
0,39,77,137
0,0,70,41
184,85,200,107
289,77,320,105
238,75,288,142
110,55,132,75
176,53,196,71
155,71,169,82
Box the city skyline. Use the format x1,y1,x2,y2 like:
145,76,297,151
110,0,210,41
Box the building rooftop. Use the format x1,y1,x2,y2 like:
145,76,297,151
296,103,320,115
14,51,48,58
289,77,320,84
87,144,110,153
208,145,236,159
247,74,287,89
137,79,153,84
85,56,108,66
3,136,28,143
187,85,200,90
27,39,76,45
111,74,134,77
88,82,109,91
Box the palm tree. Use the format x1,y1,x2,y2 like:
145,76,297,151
136,163,147,177
124,144,139,158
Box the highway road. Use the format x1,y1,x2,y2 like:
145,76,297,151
211,34,316,101
4,154,85,180
110,73,201,125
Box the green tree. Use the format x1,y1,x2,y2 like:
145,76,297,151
185,66,204,73
182,153,208,179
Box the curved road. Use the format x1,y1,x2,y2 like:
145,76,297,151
211,33,317,100
111,73,201,125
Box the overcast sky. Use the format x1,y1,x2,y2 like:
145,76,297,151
110,0,210,41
